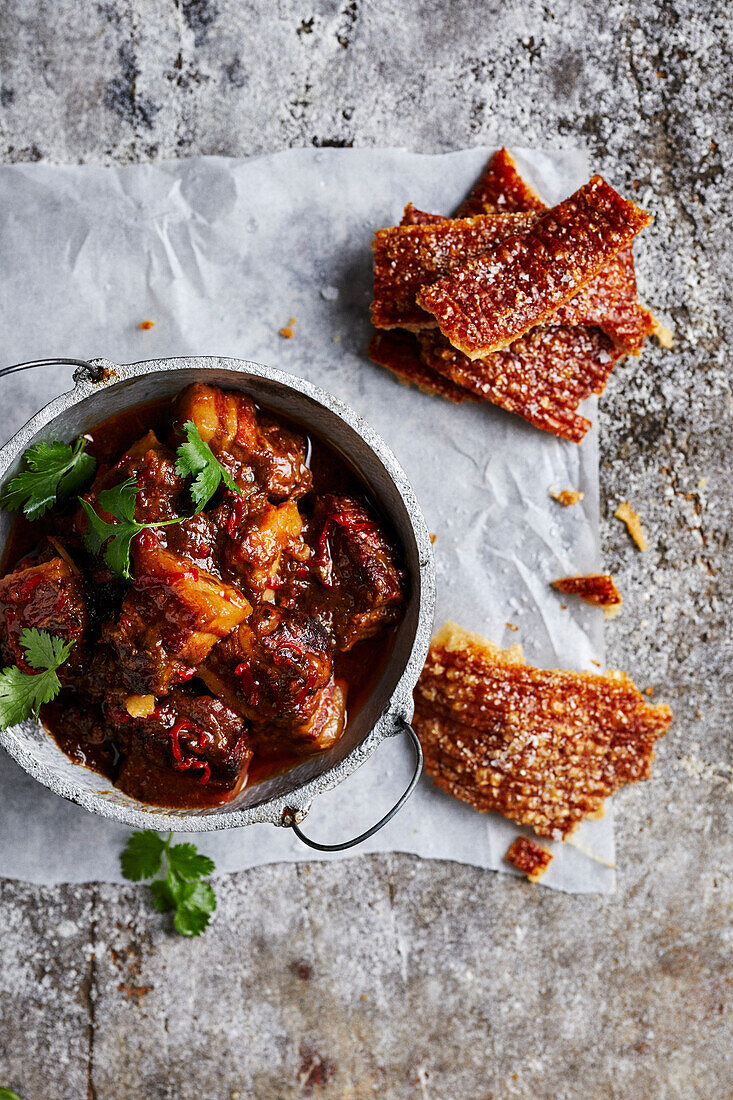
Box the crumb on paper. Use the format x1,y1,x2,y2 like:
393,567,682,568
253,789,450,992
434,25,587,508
615,501,648,550
138,319,155,330
505,621,519,631
652,316,674,348
429,533,437,544
552,573,622,610
551,489,584,507
505,836,553,881
280,316,297,338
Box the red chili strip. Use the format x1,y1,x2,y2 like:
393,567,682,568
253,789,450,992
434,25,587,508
168,721,198,763
234,660,259,706
17,575,44,601
226,493,246,538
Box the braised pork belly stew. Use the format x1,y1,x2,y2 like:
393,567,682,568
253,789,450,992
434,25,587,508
0,384,407,808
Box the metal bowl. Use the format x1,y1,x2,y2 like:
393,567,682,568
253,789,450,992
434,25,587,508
0,356,435,837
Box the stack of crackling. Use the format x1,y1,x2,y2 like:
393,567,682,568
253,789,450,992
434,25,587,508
369,149,667,443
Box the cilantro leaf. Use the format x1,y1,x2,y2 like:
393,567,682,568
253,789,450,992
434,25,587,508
120,830,166,882
0,628,75,730
0,436,96,521
80,477,186,580
79,478,145,581
0,1088,24,1100
150,879,176,913
168,842,216,881
175,420,241,512
173,880,216,937
119,830,217,936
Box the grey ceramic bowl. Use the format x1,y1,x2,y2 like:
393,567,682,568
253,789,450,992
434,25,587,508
0,356,435,835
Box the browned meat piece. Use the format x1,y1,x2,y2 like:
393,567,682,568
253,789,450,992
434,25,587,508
276,676,346,752
163,508,224,576
0,558,87,669
200,604,333,728
103,533,251,695
81,431,184,526
172,383,312,502
221,496,308,598
109,688,252,806
303,494,406,651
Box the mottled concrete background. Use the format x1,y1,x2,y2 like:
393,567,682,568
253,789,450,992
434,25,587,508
0,2,731,1098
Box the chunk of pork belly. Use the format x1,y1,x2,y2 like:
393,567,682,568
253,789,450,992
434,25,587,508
103,534,250,695
0,558,87,669
81,431,184,526
172,383,311,501
200,604,333,726
305,494,406,650
222,496,307,598
110,689,252,803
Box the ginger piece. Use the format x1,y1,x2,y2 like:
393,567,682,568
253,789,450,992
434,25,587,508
505,836,553,881
416,176,652,360
413,623,672,839
615,501,648,551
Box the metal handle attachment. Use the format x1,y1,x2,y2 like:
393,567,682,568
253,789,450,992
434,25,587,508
0,357,94,381
282,719,423,852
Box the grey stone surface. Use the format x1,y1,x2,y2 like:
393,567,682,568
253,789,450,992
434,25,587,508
0,1,731,1098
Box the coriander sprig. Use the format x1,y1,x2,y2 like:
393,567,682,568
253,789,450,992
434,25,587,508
120,830,216,937
79,477,183,581
0,628,75,730
174,419,242,513
0,436,96,521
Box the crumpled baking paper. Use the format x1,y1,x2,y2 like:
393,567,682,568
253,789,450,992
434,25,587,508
0,147,616,891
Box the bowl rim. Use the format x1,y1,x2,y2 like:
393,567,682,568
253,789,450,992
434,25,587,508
0,355,436,832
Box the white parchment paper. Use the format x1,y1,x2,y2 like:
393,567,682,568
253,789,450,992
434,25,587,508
0,147,615,891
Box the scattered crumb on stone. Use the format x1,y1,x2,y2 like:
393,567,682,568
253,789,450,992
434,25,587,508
651,316,674,348
429,533,437,544
645,686,654,696
505,621,519,631
615,501,648,550
551,489,584,506
138,319,155,330
505,836,553,881
117,982,153,1000
280,316,297,338
697,477,708,490
591,659,601,667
